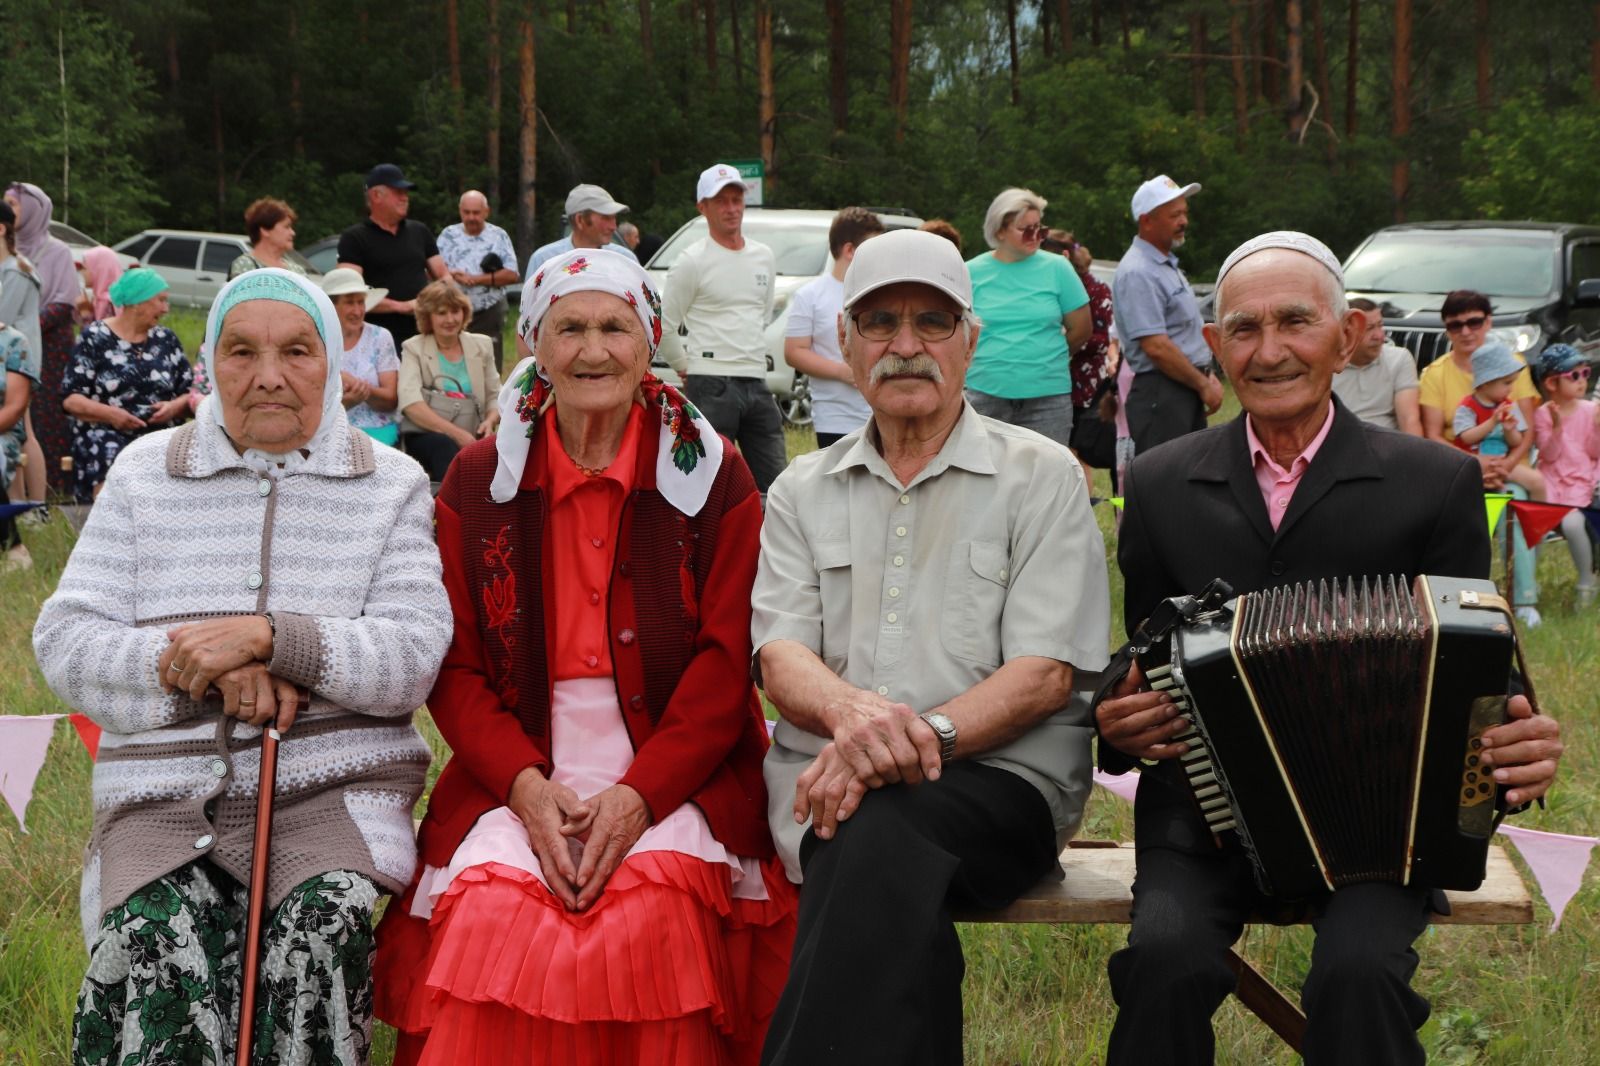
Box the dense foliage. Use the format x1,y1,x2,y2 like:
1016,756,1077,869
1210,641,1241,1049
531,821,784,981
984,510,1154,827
5,0,1600,273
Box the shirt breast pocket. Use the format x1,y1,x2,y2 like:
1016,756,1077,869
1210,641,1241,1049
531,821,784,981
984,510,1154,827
813,540,852,665
941,539,1010,668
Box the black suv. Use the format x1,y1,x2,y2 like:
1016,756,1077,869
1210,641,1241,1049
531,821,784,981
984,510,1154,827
1341,221,1600,371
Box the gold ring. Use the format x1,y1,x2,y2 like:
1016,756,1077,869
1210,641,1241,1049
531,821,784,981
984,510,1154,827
239,700,257,706
169,663,184,673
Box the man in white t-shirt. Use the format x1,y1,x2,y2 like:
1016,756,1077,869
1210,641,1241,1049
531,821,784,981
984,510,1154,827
661,163,785,492
783,207,885,447
1331,298,1422,434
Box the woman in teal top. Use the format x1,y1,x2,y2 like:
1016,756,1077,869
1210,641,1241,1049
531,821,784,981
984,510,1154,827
965,187,1091,447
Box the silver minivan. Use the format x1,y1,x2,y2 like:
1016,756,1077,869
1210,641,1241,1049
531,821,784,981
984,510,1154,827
111,229,318,309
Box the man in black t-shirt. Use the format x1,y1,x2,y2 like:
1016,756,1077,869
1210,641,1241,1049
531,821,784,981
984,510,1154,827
336,164,449,347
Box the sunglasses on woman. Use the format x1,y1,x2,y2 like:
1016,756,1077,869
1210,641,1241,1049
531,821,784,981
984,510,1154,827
1017,223,1045,241
1442,314,1488,333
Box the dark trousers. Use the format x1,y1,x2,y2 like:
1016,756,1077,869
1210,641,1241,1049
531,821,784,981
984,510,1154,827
1126,368,1209,456
683,374,789,494
1107,824,1433,1065
762,762,1057,1066
469,299,508,375
402,431,462,483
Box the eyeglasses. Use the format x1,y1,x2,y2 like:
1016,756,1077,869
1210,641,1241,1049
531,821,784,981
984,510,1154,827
1442,314,1488,333
1017,223,1045,241
1561,366,1592,382
852,308,961,341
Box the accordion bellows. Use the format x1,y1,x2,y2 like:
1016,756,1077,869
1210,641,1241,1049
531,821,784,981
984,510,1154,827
1139,575,1515,899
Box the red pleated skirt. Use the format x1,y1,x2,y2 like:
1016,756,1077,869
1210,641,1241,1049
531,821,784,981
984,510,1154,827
377,851,796,1066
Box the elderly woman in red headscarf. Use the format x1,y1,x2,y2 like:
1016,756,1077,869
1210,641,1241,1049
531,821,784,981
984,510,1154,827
376,249,796,1066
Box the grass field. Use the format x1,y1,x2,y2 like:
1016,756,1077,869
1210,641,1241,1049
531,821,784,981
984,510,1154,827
3,379,1596,1063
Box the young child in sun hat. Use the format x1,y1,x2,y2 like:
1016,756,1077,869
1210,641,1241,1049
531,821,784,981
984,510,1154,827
1453,340,1546,501
1531,343,1600,605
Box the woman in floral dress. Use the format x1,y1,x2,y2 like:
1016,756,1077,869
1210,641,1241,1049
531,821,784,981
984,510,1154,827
61,269,192,500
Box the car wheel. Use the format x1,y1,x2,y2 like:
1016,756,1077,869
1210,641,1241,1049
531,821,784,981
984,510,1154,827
781,377,813,427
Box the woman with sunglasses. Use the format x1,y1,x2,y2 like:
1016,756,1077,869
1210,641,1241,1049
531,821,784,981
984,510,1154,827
962,188,1091,448
1418,289,1544,623
1531,343,1600,606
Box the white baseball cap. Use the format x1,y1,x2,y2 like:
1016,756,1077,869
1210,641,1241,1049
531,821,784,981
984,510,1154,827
696,163,746,202
564,183,628,217
842,229,973,313
1131,174,1201,222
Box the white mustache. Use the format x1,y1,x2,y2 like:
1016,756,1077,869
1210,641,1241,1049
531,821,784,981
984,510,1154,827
869,354,944,386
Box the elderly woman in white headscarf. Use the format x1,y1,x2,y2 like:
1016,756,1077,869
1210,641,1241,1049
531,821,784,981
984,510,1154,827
374,249,796,1066
33,268,452,1066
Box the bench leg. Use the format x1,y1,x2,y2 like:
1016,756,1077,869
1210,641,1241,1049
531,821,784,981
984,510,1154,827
1226,948,1306,1053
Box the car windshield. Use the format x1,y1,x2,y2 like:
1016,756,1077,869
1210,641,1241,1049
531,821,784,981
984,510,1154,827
648,217,830,276
1343,230,1559,299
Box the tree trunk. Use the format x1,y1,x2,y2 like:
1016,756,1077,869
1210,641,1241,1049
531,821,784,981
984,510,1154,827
447,0,465,189
1285,0,1303,137
1310,0,1330,133
704,0,719,87
1475,0,1491,110
518,10,537,256
827,0,848,135
731,0,743,90
1090,0,1101,46
289,3,305,159
1119,0,1131,50
1058,0,1073,55
889,0,913,142
1392,0,1411,221
358,3,368,47
1190,7,1206,120
756,0,774,194
487,0,502,206
165,27,180,91
1593,2,1600,96
1006,0,1021,104
639,0,655,72
1041,0,1052,58
211,84,226,229
1260,0,1278,104
1229,0,1249,143
1345,0,1358,136
566,0,576,33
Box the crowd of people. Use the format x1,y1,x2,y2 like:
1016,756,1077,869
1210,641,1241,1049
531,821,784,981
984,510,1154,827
9,155,1594,1066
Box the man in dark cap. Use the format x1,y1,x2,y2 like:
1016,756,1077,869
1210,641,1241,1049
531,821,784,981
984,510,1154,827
336,164,449,347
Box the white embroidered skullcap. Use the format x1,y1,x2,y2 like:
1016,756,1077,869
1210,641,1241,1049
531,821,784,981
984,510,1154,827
1215,231,1344,291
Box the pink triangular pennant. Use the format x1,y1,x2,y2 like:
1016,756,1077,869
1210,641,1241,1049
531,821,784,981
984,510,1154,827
69,714,102,760
0,715,66,833
1093,768,1140,804
1497,823,1599,931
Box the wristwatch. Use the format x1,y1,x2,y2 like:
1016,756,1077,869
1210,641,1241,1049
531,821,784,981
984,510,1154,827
919,711,958,763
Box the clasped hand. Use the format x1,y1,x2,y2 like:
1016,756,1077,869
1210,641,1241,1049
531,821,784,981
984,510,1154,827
509,769,651,912
158,616,299,730
792,689,943,841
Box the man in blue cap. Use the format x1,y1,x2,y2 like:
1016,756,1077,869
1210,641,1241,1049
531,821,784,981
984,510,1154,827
337,164,449,347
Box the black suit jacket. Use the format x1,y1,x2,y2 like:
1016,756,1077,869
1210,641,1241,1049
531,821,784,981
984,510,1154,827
1106,400,1492,846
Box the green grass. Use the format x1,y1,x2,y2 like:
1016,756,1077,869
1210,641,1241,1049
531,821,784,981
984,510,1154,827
3,394,1597,1064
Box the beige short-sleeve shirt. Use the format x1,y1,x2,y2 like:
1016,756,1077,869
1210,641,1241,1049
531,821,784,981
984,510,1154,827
753,404,1112,880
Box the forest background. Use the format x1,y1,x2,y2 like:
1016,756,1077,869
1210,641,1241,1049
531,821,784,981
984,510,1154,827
6,0,1600,274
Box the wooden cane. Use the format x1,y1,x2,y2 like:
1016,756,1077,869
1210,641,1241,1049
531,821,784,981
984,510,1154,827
235,723,280,1066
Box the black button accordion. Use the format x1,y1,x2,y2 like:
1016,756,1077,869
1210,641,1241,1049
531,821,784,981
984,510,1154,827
1134,574,1517,899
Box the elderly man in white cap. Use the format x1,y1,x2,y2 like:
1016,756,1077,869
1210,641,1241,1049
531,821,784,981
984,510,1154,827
660,163,787,493
754,228,1109,1063
1113,174,1222,457
524,182,634,275
1094,231,1563,1066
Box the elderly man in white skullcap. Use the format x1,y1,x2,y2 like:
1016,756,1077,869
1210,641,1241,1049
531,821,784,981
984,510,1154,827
1093,232,1563,1065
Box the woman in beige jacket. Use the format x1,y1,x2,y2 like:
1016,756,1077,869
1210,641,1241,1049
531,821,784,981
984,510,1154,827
398,280,501,480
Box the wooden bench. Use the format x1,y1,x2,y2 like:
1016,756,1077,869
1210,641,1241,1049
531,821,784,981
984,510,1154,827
952,841,1533,1053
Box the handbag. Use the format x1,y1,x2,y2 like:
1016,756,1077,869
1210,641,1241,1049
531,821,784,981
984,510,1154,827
402,342,482,435
1069,375,1118,469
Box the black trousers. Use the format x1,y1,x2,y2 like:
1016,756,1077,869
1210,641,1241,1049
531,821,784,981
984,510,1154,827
469,299,508,375
1106,778,1433,1066
683,374,789,494
761,762,1057,1066
1126,368,1209,456
402,431,462,483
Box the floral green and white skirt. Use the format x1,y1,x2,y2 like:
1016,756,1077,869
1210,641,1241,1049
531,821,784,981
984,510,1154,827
74,860,379,1066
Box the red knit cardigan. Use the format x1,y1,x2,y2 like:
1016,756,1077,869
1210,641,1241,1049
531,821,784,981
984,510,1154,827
417,420,775,869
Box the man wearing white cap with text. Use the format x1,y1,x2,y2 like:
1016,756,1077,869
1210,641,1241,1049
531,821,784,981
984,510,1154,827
661,163,787,492
754,228,1109,1062
1113,174,1222,456
524,183,634,275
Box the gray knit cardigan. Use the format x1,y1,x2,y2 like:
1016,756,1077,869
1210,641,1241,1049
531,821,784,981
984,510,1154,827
33,406,452,946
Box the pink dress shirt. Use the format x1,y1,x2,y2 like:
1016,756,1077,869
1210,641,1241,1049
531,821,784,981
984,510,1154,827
1245,400,1336,531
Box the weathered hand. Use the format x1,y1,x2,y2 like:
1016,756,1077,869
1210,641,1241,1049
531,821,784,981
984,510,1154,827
794,742,870,840
146,398,190,425
212,663,301,730
107,407,147,432
1094,660,1190,761
508,768,590,910
825,688,942,786
341,372,372,407
566,784,651,910
1201,375,1225,415
1480,695,1563,806
160,616,274,701
475,411,500,438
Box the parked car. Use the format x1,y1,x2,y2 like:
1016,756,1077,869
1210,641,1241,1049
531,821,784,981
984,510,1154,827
110,229,319,309
48,220,141,271
643,207,924,424
1342,221,1600,371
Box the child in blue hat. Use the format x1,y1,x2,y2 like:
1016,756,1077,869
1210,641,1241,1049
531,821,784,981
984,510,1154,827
1453,340,1546,501
1531,343,1600,605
